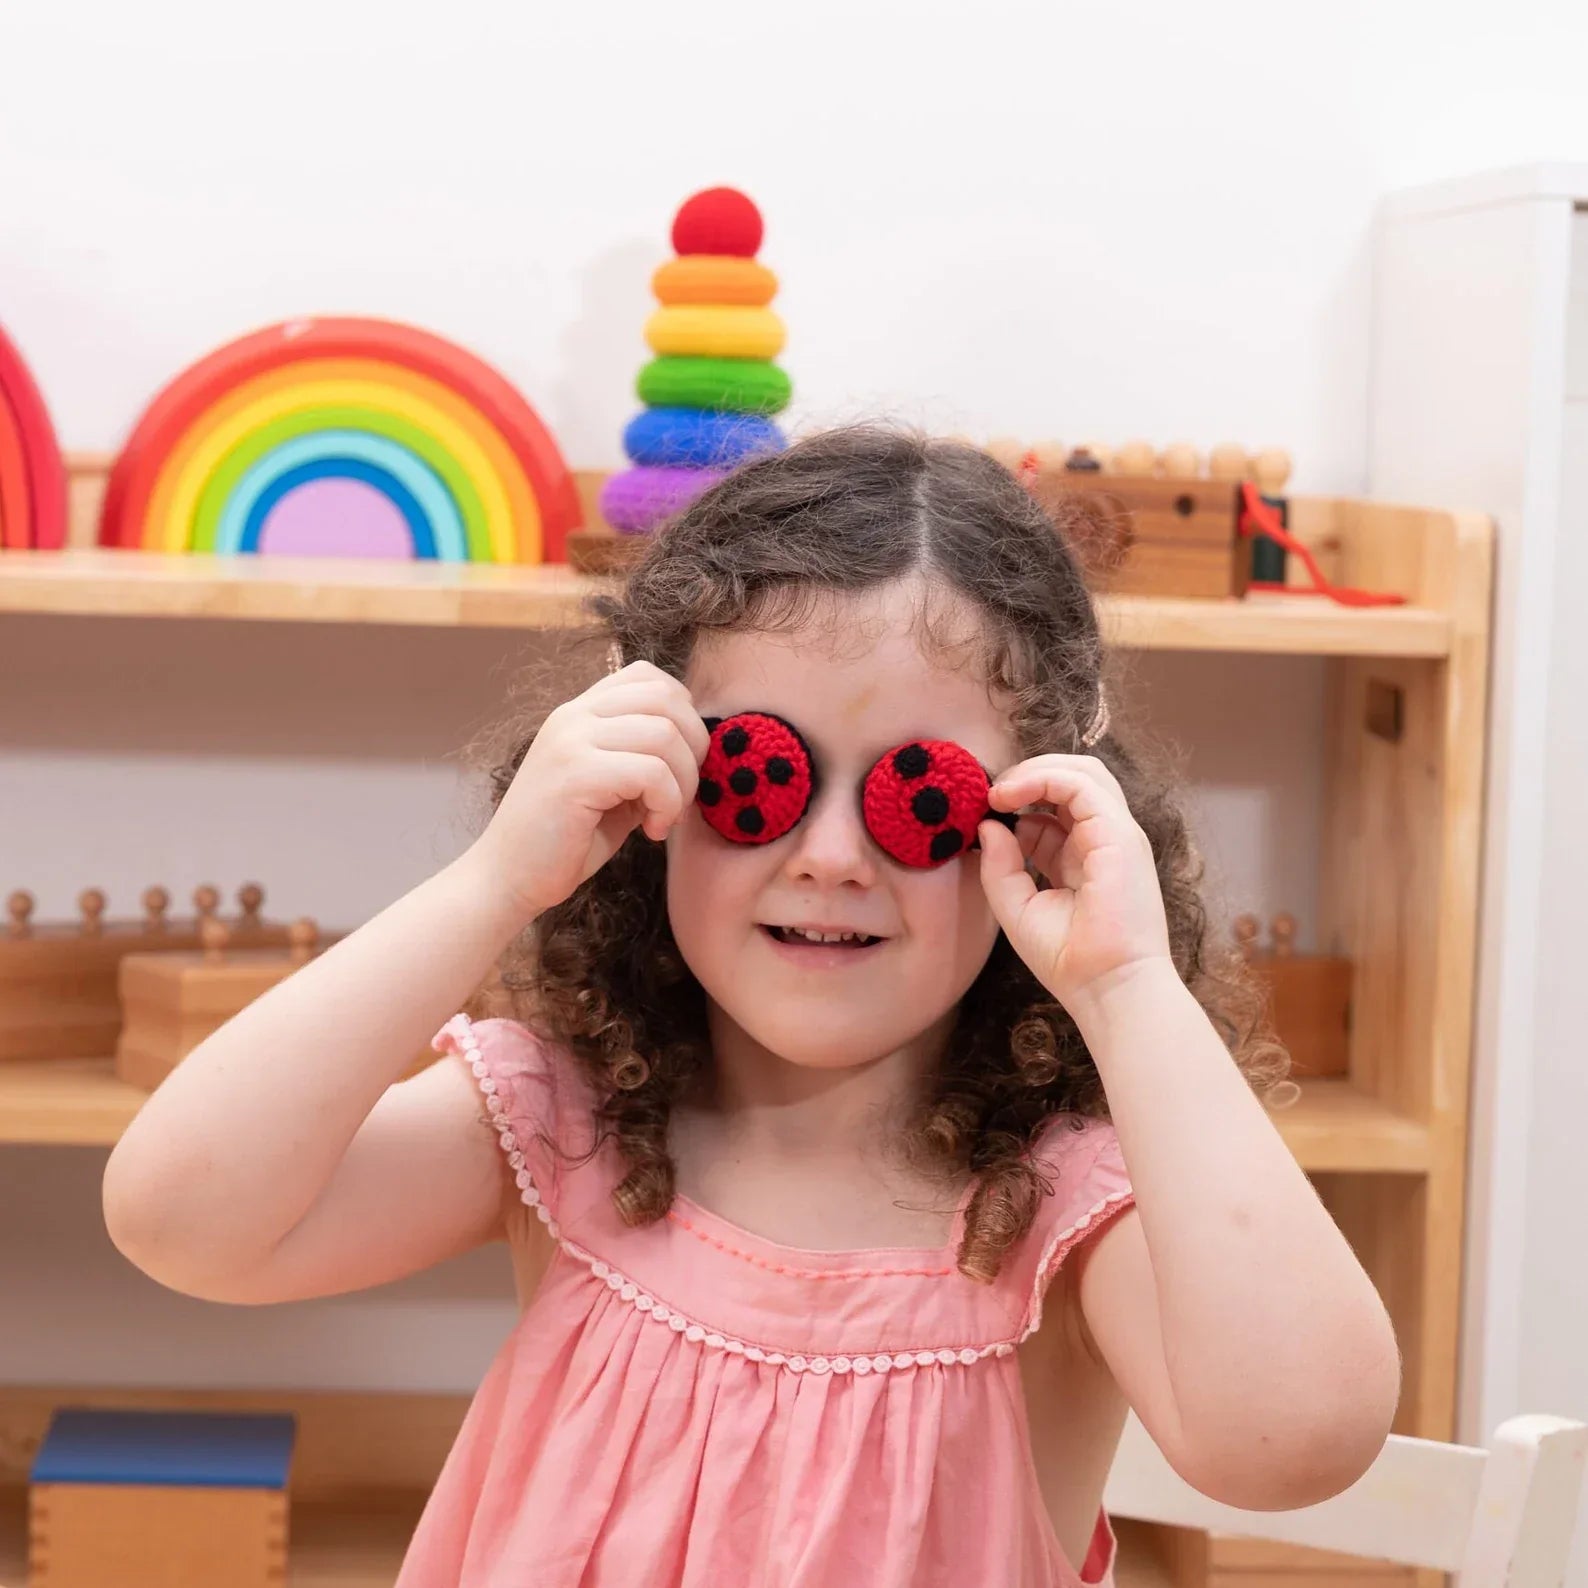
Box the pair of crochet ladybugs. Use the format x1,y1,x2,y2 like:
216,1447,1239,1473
696,711,1017,868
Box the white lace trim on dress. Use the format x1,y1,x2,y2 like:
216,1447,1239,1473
450,1013,1133,1377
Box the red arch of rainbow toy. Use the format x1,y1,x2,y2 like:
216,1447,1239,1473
98,317,582,562
0,325,67,550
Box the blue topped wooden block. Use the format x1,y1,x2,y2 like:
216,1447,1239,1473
32,1407,296,1489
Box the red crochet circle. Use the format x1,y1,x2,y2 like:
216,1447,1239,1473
862,740,991,868
697,713,813,844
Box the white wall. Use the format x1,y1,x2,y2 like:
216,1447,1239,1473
1,0,1585,487
2,0,1586,1417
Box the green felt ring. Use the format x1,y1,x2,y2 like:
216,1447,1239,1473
636,357,792,416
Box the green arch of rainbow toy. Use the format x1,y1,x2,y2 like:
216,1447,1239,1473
0,324,68,550
98,317,582,563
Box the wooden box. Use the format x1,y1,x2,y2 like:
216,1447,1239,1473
29,1407,295,1588
1033,473,1249,600
115,920,326,1091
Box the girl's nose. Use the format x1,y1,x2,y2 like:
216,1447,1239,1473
781,784,879,889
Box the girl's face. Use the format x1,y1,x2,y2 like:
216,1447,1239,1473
668,583,1022,1075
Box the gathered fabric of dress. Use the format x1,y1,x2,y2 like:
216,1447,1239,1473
395,1015,1136,1588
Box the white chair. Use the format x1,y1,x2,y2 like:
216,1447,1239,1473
1105,1412,1588,1587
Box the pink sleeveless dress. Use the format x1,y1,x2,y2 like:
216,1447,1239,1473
395,1014,1136,1588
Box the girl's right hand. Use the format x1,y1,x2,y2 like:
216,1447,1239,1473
471,660,711,922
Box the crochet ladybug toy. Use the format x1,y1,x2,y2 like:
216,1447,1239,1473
697,713,1015,868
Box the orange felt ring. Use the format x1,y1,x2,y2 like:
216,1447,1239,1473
651,255,779,307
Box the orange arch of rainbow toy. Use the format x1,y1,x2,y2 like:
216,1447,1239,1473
98,317,581,563
0,325,67,550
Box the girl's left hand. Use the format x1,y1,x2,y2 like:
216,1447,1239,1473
978,755,1174,1015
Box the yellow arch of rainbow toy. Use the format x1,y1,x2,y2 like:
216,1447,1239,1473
146,358,541,562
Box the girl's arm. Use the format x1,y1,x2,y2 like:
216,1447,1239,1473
104,659,708,1306
1069,961,1400,1510
102,852,538,1303
978,758,1399,1511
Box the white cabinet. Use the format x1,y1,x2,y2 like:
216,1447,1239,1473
1368,165,1588,1468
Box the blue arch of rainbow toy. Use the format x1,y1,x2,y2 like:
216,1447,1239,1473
243,458,434,556
216,429,470,560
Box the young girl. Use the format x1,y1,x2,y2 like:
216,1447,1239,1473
103,428,1399,1587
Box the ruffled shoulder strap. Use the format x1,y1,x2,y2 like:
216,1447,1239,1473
1006,1115,1135,1339
432,1013,599,1231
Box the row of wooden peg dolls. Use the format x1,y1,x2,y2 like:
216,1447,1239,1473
980,438,1293,492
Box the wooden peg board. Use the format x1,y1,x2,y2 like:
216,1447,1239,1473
1,886,293,1062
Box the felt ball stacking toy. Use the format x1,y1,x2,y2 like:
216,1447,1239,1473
598,187,791,537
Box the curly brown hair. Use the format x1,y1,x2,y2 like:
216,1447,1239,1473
478,426,1287,1281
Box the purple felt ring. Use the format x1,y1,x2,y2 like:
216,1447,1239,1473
599,464,728,534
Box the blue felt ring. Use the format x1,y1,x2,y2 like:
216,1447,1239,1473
622,407,785,469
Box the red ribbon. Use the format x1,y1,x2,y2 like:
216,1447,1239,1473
1237,481,1405,608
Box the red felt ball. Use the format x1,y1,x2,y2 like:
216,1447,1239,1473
862,741,994,868
671,187,764,258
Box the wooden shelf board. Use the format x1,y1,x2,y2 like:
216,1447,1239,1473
0,548,597,631
0,1058,1430,1170
0,1058,148,1147
1097,592,1449,658
0,1487,423,1587
1272,1077,1430,1173
0,548,1451,656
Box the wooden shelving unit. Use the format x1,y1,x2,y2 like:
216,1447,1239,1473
0,463,1493,1588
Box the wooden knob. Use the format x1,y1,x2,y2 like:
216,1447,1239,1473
79,889,106,935
142,887,170,929
1232,913,1260,960
1271,912,1297,957
287,917,319,964
7,890,34,937
237,883,264,922
1207,443,1251,480
1158,442,1201,478
200,918,230,961
1253,447,1292,493
1113,440,1155,476
193,885,220,921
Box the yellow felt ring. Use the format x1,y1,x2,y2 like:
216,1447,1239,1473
156,371,521,561
651,256,779,307
644,306,786,361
